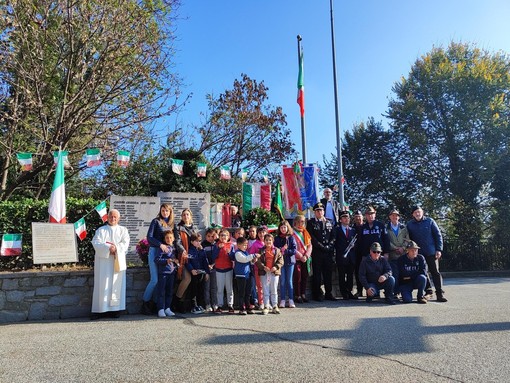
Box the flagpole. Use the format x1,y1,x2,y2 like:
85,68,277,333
297,35,307,164
329,0,345,209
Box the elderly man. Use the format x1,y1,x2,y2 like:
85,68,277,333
407,205,447,302
307,202,337,301
320,188,340,226
358,242,396,305
91,209,130,319
398,241,428,304
359,206,389,259
386,208,410,294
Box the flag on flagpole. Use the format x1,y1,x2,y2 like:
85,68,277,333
272,181,284,220
95,201,108,222
222,203,231,228
86,148,102,167
48,150,66,223
262,170,269,183
1,234,22,256
172,159,184,175
242,182,271,217
241,168,248,182
16,153,33,171
117,150,130,167
74,218,87,241
220,165,231,180
53,151,71,168
297,47,305,117
197,162,207,177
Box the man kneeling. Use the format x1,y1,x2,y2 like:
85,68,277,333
359,242,396,305
398,241,428,304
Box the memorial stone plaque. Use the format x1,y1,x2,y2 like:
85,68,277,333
157,192,210,231
110,195,160,262
32,223,78,264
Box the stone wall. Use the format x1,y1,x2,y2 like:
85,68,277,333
0,268,150,323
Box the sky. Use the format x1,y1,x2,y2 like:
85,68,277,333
159,0,510,167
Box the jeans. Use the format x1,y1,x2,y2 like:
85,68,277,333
400,274,427,303
367,275,395,298
156,272,175,310
389,260,400,294
280,264,295,301
204,269,217,308
143,247,159,302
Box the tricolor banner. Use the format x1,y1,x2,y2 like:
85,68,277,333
172,159,184,175
220,166,231,180
117,150,130,167
242,182,271,217
297,47,305,117
281,163,319,214
53,151,72,169
1,234,22,256
241,168,248,182
74,218,87,241
197,162,207,177
86,148,102,167
48,150,66,223
16,152,33,171
95,201,108,222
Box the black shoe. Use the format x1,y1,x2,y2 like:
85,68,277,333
141,301,152,316
366,296,373,303
436,295,448,303
325,294,339,301
355,290,364,298
385,297,397,305
313,296,324,302
348,293,358,300
342,294,350,300
90,313,102,320
110,311,121,318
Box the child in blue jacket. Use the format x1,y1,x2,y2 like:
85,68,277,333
154,231,179,318
187,233,210,314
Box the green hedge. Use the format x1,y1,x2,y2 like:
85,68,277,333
0,198,105,271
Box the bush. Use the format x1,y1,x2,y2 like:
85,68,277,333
242,207,280,229
0,197,106,271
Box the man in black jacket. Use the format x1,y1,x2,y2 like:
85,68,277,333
320,188,340,227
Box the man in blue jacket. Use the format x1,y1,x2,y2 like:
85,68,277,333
358,242,396,305
398,241,428,304
406,205,447,302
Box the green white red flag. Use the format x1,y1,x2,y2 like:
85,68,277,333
48,150,66,223
74,218,87,241
262,170,269,183
242,182,271,216
95,201,108,222
220,166,231,180
86,148,102,167
197,162,207,177
117,150,130,167
241,168,249,182
1,234,22,256
297,48,305,117
16,153,33,171
53,151,71,168
172,159,184,175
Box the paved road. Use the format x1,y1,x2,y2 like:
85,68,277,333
1,277,510,383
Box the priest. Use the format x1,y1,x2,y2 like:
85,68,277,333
91,209,130,319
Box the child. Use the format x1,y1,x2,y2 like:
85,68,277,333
233,237,258,315
186,233,210,314
256,234,284,315
274,220,297,308
212,229,234,314
248,226,267,309
201,228,218,312
154,231,179,318
247,225,258,248
231,227,245,250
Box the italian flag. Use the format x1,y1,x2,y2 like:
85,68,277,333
262,170,269,183
48,150,66,223
172,159,184,175
197,162,207,177
117,150,130,167
86,148,102,167
53,151,71,169
16,152,33,171
95,201,108,222
1,234,22,256
74,218,87,241
241,168,248,182
220,165,231,180
242,182,271,217
297,48,305,117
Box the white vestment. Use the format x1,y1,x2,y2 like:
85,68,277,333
91,224,130,313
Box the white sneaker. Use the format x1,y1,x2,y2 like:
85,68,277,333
158,309,166,318
205,305,213,312
164,308,175,317
289,299,296,308
279,300,286,308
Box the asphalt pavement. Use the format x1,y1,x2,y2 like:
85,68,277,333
1,277,509,383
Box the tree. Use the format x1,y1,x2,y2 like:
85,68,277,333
387,42,510,241
196,74,295,179
0,0,183,200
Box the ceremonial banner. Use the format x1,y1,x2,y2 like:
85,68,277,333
281,163,319,215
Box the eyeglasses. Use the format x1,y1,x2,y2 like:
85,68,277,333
371,250,381,254
220,234,229,237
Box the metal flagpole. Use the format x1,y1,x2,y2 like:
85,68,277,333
329,0,345,209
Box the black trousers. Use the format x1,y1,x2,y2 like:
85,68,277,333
235,276,252,310
311,252,333,297
337,261,355,296
425,255,443,294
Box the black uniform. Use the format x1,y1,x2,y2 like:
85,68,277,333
307,217,336,300
335,225,357,299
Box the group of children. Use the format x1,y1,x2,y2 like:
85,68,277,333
155,224,294,317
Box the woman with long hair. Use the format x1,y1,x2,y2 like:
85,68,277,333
274,220,297,308
292,214,312,303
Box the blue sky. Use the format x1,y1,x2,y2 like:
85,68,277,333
160,0,510,167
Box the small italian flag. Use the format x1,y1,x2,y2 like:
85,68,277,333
241,168,248,182
74,218,87,241
262,170,269,183
220,165,231,180
197,162,207,177
53,151,72,169
172,159,184,175
1,234,22,256
95,201,108,222
16,152,33,171
48,150,66,223
242,182,271,217
117,150,130,167
86,148,102,167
